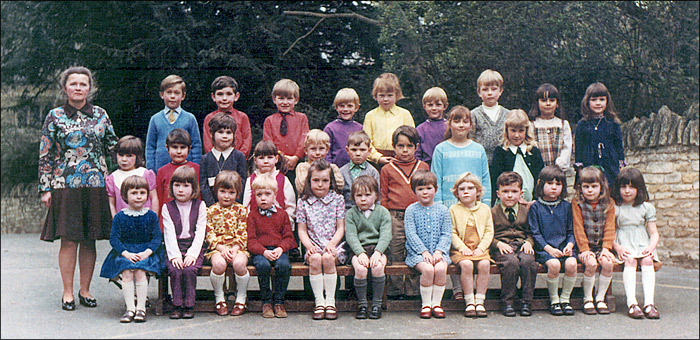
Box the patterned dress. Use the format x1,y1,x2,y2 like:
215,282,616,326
296,191,347,264
205,202,250,259
404,202,452,267
533,116,572,171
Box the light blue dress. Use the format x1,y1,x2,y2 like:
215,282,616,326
615,202,659,261
404,202,452,267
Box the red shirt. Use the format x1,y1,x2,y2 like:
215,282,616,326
380,159,428,210
202,108,252,158
262,111,309,160
246,208,297,255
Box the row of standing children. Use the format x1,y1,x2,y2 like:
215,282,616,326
99,67,656,322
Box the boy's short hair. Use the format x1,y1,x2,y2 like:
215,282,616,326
115,135,145,167
208,113,238,144
213,170,242,198
304,129,330,149
451,172,483,200
168,166,199,200
534,165,568,201
333,88,360,107
347,130,371,148
372,73,404,100
211,75,239,94
422,87,448,107
410,170,438,192
166,128,192,147
271,79,299,100
160,74,186,93
496,171,523,191
120,175,150,202
476,69,503,90
350,174,379,199
392,125,420,147
251,173,278,193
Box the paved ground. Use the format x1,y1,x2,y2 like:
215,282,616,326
1,233,698,339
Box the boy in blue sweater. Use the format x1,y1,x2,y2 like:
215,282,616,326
146,74,202,173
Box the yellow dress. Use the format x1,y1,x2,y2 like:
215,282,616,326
449,202,493,264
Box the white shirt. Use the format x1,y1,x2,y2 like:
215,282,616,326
162,200,207,260
482,103,501,122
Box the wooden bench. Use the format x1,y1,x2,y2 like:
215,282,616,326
154,261,662,315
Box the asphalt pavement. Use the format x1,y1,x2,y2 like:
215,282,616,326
1,233,698,339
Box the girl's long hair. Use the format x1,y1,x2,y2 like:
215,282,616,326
580,82,621,123
528,83,565,121
299,159,339,200
574,166,612,211
612,167,649,206
444,105,471,141
250,140,288,175
500,109,537,152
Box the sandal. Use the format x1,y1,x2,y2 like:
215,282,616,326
582,300,597,315
420,306,432,319
595,300,610,314
627,304,643,319
230,302,247,316
643,304,660,319
475,304,487,318
464,304,476,317
453,291,464,301
312,305,325,320
324,306,338,320
215,301,228,316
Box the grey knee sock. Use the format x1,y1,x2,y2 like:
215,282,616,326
371,276,386,307
354,277,368,308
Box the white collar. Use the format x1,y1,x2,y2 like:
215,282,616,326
164,106,182,114
211,147,234,161
123,207,149,217
509,144,528,155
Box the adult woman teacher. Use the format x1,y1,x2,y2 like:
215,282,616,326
39,66,118,311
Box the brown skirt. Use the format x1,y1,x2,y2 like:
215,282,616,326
41,187,112,242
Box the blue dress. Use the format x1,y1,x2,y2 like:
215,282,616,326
100,209,165,279
528,199,578,264
404,202,452,267
574,117,624,186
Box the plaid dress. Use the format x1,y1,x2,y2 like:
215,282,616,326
534,123,563,167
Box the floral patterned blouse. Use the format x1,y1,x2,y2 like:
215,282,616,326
38,104,118,192
296,191,347,264
205,202,249,258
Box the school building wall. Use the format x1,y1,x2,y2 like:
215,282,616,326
2,105,698,267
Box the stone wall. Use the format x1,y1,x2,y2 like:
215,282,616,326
620,104,699,268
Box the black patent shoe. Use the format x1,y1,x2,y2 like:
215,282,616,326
502,304,516,317
62,299,76,311
368,305,382,319
79,293,97,307
356,305,368,319
550,303,564,316
520,303,532,317
561,302,575,316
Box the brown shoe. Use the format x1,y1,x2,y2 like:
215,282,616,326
595,300,610,314
643,304,660,319
582,300,597,315
274,304,288,318
324,306,338,320
262,303,275,318
312,305,325,320
215,301,228,316
169,308,182,319
120,310,135,323
133,309,147,323
627,304,643,319
182,308,195,319
230,302,247,316
464,304,476,317
475,304,488,318
432,306,446,318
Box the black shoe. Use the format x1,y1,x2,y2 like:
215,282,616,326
61,299,76,311
79,293,97,307
502,304,516,317
368,305,382,319
550,303,564,316
560,302,575,316
356,306,368,319
520,303,532,317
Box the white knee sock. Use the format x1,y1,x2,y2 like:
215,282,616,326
583,275,596,302
135,280,148,311
474,293,486,306
623,266,638,306
122,280,135,312
595,275,612,302
419,285,432,308
235,272,250,304
309,274,325,307
431,285,446,308
465,293,475,306
546,276,560,304
560,275,577,303
323,273,338,307
210,271,226,303
641,265,655,306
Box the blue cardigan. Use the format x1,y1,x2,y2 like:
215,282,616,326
145,108,202,172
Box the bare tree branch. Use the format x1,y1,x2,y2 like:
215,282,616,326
284,10,381,26
282,17,325,57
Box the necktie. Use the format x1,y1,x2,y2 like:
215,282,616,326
280,113,288,136
167,109,176,123
506,207,515,223
217,154,226,170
